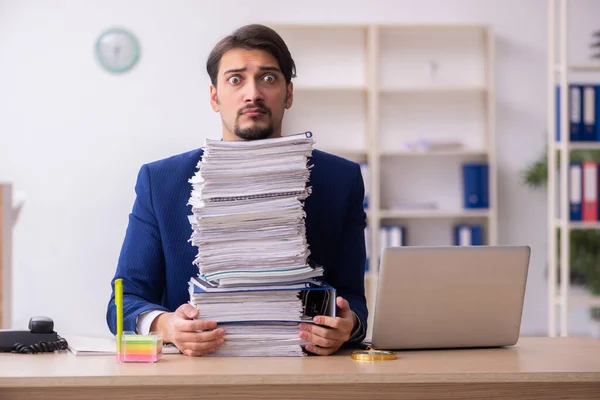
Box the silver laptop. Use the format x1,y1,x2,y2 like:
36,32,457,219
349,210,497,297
369,245,530,350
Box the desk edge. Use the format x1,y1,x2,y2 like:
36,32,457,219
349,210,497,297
2,372,600,388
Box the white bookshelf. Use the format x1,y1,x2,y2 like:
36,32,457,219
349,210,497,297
547,0,600,337
268,23,497,337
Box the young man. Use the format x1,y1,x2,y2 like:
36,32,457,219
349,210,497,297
106,24,368,356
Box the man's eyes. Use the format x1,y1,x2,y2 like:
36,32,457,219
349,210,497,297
226,74,277,85
227,75,241,85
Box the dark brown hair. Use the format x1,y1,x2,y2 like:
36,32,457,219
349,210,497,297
206,24,296,86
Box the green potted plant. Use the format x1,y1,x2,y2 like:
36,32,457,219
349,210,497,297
521,148,600,327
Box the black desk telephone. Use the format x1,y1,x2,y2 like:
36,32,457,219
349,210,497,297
0,316,68,354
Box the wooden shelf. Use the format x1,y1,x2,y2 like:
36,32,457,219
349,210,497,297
555,295,600,307
553,63,600,72
555,220,600,230
379,86,486,94
553,142,600,150
263,23,367,30
379,209,490,219
378,23,489,31
380,148,488,157
569,64,600,72
568,222,600,230
294,84,367,92
317,148,368,161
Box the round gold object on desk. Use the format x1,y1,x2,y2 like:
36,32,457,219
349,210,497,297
351,350,397,361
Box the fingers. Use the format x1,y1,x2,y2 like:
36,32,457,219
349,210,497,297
175,303,199,319
336,296,350,312
173,328,226,344
174,328,226,357
174,304,218,331
313,315,345,330
182,347,217,357
181,337,224,352
170,306,225,356
176,318,218,332
304,344,335,356
298,310,354,355
300,323,344,341
335,296,352,319
299,329,339,348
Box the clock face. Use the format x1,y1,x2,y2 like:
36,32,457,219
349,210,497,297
95,28,140,73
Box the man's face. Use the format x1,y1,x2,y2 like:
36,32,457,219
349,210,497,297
210,48,293,141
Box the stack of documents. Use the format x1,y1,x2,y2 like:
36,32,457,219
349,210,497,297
208,322,305,357
186,132,335,356
188,277,336,357
187,131,321,287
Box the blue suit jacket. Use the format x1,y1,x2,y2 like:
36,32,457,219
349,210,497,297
106,148,368,338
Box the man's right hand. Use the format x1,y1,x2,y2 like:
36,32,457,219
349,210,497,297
151,304,226,356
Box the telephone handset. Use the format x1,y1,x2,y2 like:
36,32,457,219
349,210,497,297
0,316,69,353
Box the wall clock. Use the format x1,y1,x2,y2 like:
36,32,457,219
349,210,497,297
95,27,140,73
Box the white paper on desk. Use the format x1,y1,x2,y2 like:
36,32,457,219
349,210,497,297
64,335,180,356
63,336,115,355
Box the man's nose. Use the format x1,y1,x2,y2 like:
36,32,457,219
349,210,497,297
243,81,264,103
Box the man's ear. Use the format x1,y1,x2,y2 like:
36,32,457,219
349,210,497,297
285,82,293,109
210,84,219,112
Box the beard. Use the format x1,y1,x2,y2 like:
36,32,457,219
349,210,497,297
233,105,274,141
233,119,273,141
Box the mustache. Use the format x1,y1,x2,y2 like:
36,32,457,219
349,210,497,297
238,104,270,116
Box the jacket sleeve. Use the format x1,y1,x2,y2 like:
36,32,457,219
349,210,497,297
331,163,369,343
106,164,169,335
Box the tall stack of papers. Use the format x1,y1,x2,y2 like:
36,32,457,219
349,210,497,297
186,132,335,357
187,278,335,357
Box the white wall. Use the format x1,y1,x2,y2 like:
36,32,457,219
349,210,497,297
1,0,599,337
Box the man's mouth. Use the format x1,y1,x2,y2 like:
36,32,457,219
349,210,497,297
241,107,267,117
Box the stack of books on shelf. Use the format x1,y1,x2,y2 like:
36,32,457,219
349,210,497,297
187,132,335,357
554,84,600,223
566,161,600,222
555,84,600,142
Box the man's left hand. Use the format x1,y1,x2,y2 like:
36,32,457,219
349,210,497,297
298,296,356,356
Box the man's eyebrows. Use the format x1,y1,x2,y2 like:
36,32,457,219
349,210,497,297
223,67,246,75
259,66,281,73
222,66,282,75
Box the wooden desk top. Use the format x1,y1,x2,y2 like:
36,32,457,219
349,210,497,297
1,337,599,388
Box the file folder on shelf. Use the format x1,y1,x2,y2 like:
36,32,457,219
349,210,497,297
453,224,483,246
569,162,583,221
582,161,598,222
570,84,583,141
462,163,489,209
582,85,597,141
